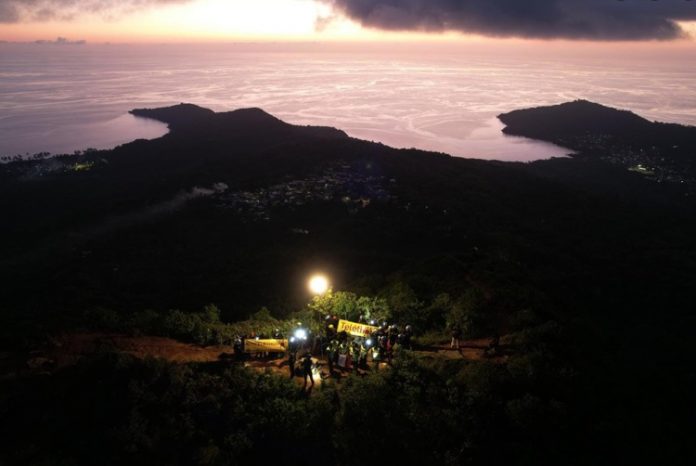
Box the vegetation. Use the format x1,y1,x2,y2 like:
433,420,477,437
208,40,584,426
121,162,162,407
59,285,487,346
0,328,578,466
2,315,684,466
1,102,695,464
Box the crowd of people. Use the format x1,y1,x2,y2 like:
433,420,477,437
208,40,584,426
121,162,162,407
316,315,414,377
232,315,415,388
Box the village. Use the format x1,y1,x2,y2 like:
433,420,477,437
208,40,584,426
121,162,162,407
556,133,695,188
217,164,397,221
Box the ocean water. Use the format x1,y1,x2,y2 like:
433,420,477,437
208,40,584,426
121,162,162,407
1,42,695,162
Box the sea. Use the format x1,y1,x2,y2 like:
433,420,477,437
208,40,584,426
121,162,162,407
2,41,696,162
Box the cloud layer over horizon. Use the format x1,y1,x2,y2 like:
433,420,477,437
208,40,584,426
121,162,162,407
322,0,696,40
0,0,187,23
1,0,696,41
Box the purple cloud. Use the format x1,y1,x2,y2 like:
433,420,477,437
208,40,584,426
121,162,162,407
321,0,696,40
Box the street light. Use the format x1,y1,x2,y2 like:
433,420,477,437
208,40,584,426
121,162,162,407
308,274,330,295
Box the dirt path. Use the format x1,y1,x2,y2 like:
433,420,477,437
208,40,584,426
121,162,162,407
53,333,231,365
1,333,507,382
419,338,508,362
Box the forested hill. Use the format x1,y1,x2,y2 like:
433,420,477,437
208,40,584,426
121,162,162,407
130,103,216,128
498,100,653,138
1,101,694,321
1,102,696,464
499,100,696,179
130,103,349,140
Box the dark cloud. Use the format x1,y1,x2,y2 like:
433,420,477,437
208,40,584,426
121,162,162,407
2,0,694,41
322,0,696,40
0,0,188,23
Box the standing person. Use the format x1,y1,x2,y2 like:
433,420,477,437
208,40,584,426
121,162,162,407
359,340,369,369
233,335,243,360
351,341,361,374
372,344,381,371
404,325,414,350
326,324,336,340
377,333,387,365
326,339,337,376
451,324,462,350
388,325,398,348
288,351,296,379
323,324,336,358
387,325,398,365
302,352,315,389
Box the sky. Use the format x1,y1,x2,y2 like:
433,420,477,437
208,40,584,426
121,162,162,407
1,0,696,44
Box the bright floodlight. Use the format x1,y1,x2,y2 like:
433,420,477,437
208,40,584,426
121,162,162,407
294,328,308,340
308,274,329,295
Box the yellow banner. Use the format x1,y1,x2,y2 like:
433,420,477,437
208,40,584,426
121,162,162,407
337,319,378,338
244,338,288,353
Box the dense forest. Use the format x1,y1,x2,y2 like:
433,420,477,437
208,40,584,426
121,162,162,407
1,102,695,464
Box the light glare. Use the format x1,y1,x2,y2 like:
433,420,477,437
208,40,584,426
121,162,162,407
309,275,329,295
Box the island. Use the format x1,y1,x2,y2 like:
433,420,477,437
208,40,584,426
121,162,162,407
499,100,696,186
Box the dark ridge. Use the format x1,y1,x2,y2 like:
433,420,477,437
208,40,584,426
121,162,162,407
212,107,349,140
498,100,696,174
129,103,215,129
216,107,287,127
130,103,349,141
498,100,651,138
